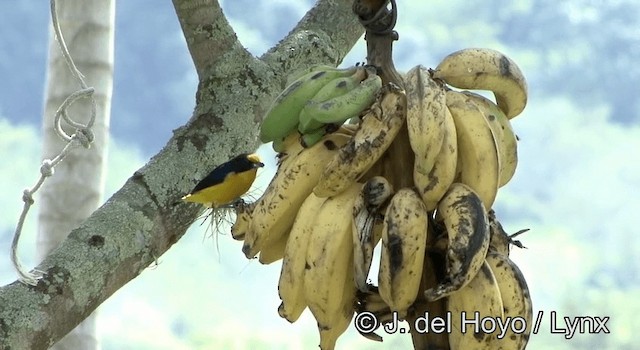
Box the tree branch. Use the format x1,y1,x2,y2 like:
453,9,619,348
172,0,246,79
0,1,364,348
261,0,365,76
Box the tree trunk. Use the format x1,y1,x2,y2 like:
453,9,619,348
37,0,114,349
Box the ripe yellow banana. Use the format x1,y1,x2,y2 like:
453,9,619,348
277,192,327,323
314,83,407,198
424,183,490,301
446,90,501,210
318,265,357,350
485,252,532,349
260,65,359,144
304,183,361,330
378,188,429,319
461,91,518,187
486,212,532,349
447,260,505,350
352,176,394,291
230,200,255,241
258,232,288,265
243,132,350,258
432,48,528,119
413,105,458,211
405,65,447,175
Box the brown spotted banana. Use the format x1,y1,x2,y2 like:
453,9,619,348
413,104,458,211
447,260,505,350
304,183,361,332
424,182,490,301
378,188,429,319
277,192,328,323
242,133,350,259
432,47,528,119
461,91,518,187
405,65,447,175
446,90,501,210
313,83,407,198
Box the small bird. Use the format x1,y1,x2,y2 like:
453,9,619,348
180,153,265,208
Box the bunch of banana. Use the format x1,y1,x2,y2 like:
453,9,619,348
234,83,407,349
223,45,534,349
405,48,524,212
260,64,382,151
276,182,363,348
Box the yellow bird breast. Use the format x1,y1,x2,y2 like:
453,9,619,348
182,168,258,208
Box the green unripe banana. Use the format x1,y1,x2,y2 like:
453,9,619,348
259,65,359,144
285,65,348,86
298,68,367,134
300,128,326,148
302,67,382,126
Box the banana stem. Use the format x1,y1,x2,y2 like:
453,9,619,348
356,4,449,350
353,0,398,36
364,31,404,87
352,0,402,85
361,29,413,190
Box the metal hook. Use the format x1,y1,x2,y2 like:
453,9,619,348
353,0,398,35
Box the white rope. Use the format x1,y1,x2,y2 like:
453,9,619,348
10,0,97,286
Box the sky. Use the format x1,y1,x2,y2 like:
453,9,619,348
1,1,639,349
